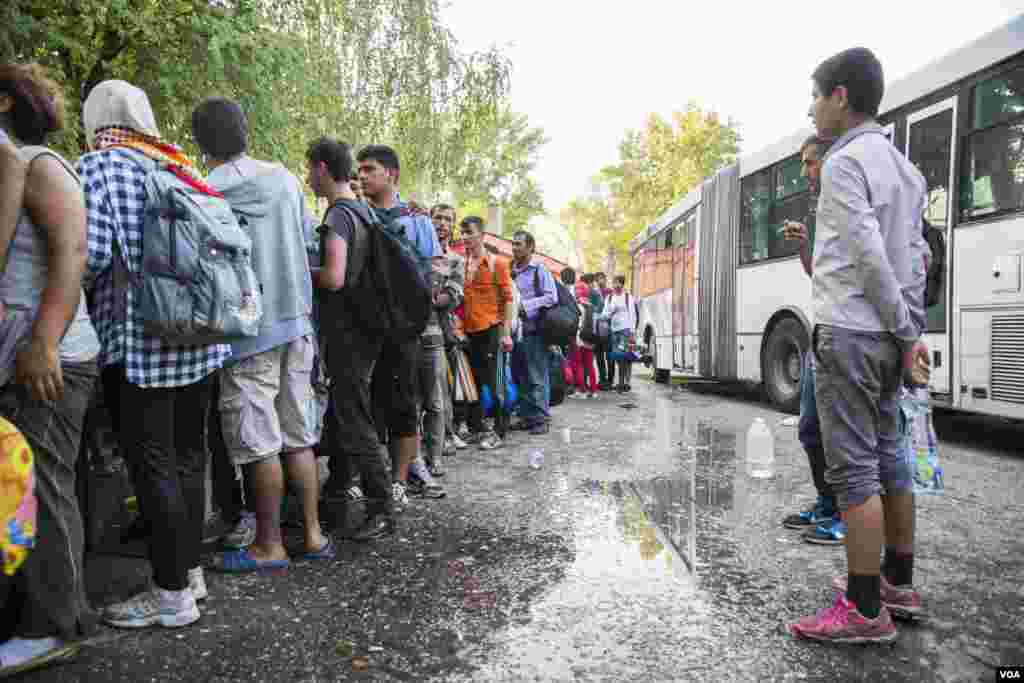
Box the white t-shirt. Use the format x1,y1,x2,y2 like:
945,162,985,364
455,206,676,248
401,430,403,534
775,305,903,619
603,292,636,334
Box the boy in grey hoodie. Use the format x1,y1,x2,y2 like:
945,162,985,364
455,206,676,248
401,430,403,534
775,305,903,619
192,98,332,573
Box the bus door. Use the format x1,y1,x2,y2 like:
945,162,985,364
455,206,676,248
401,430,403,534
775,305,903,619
672,218,687,368
905,96,956,395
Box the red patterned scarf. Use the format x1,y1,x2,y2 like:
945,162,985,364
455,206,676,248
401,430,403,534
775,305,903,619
92,127,222,197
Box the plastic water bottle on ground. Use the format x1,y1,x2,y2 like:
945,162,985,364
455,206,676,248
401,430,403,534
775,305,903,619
746,417,775,479
528,450,544,470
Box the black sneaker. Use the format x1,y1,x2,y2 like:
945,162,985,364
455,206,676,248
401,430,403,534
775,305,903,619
405,478,426,497
529,422,549,436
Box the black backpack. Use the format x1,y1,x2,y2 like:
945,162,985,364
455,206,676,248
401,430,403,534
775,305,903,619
922,218,945,308
549,350,568,406
580,302,599,345
331,201,432,341
534,267,581,347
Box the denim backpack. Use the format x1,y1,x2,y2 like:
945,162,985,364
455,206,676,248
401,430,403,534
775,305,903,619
116,158,263,344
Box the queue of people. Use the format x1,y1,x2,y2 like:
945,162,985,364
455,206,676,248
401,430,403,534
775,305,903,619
0,65,644,676
0,40,939,679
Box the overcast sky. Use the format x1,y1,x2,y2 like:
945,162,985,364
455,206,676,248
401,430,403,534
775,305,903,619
443,1,1024,216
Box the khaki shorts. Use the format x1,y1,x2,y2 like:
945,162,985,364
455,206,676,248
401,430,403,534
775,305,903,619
220,335,327,465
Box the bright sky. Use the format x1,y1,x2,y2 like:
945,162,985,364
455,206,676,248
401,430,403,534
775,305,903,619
444,1,1024,216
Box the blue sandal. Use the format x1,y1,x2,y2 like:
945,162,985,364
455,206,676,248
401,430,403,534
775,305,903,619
300,538,336,561
210,549,290,573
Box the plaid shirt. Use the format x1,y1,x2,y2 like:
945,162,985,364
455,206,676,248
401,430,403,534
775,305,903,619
437,245,465,312
77,148,231,388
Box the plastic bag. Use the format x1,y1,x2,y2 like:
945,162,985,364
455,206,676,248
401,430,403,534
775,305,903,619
899,386,944,495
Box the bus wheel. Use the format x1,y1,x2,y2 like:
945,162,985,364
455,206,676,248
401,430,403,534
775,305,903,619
762,317,807,414
654,369,671,384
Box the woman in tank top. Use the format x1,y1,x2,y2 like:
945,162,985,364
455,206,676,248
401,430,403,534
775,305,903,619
0,62,100,678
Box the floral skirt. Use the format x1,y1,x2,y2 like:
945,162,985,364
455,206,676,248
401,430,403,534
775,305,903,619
0,415,35,576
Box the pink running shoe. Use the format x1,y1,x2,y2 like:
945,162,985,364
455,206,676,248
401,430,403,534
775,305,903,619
831,574,924,620
789,593,897,644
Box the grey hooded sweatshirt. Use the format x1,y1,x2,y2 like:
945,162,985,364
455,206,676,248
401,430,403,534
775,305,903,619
209,156,314,361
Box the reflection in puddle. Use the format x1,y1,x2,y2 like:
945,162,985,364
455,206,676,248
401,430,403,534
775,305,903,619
446,399,1000,682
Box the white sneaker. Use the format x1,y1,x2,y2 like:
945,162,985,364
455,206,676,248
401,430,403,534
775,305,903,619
451,433,469,450
346,485,365,502
221,511,256,549
392,481,409,512
188,567,208,602
104,588,199,629
479,433,503,451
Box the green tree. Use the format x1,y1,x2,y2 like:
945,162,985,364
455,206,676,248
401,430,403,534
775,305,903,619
564,101,741,275
0,0,514,193
446,108,548,237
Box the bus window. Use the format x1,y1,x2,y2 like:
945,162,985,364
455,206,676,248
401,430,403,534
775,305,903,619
739,157,808,265
656,229,673,291
739,169,772,264
908,105,953,332
961,66,1024,220
775,154,809,199
637,236,659,297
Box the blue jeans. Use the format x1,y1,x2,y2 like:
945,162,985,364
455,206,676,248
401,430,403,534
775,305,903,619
514,334,550,424
799,352,832,499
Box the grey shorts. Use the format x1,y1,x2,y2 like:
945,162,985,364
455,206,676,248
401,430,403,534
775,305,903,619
220,335,327,465
813,325,913,511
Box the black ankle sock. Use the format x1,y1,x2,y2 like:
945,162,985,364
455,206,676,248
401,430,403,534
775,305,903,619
846,573,882,619
883,549,914,586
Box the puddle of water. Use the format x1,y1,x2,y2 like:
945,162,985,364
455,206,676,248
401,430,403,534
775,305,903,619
444,397,1005,682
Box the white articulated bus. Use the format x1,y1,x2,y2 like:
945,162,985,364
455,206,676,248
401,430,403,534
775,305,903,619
631,15,1024,416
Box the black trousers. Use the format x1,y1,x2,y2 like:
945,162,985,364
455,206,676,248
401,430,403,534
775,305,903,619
113,366,211,592
208,374,247,523
467,325,506,437
320,390,355,492
0,360,97,639
326,328,393,516
595,339,613,385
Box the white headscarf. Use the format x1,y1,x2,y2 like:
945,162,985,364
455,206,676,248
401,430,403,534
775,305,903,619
82,80,160,146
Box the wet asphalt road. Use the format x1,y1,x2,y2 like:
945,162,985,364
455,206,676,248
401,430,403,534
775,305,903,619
19,374,1024,682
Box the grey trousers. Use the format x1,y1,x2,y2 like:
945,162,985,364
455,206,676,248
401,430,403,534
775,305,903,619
418,340,446,465
0,359,97,640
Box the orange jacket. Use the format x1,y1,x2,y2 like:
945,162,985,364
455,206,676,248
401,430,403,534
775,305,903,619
462,253,514,334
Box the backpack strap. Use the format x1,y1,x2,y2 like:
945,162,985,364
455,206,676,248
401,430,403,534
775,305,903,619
328,202,372,289
490,255,501,316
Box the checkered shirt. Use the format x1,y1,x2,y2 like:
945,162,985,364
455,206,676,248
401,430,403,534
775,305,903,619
77,148,230,388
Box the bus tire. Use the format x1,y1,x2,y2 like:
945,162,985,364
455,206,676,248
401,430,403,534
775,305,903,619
654,368,671,384
761,317,807,414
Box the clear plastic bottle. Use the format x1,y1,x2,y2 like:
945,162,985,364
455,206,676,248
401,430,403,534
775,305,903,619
745,417,775,479
528,450,544,470
904,386,944,494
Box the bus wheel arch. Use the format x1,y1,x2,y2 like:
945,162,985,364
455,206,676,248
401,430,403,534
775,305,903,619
760,311,810,414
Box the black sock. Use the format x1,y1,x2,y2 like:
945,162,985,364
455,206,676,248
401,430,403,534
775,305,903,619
846,573,882,619
883,549,914,587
